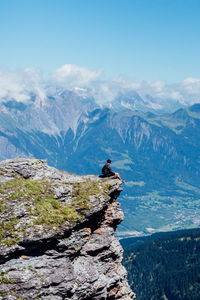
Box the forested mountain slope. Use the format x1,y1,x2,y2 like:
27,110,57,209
122,228,200,300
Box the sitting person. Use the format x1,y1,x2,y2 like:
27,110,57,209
101,159,123,181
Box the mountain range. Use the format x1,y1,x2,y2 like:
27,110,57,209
0,89,200,237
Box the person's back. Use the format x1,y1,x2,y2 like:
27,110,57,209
101,159,123,181
102,160,115,177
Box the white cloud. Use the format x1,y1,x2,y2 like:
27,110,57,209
0,68,46,105
0,64,200,109
0,69,27,102
182,77,200,94
170,91,183,100
150,81,165,92
50,64,102,88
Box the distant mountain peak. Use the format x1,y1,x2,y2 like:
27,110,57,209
189,103,200,112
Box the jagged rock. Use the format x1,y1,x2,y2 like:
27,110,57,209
0,158,135,299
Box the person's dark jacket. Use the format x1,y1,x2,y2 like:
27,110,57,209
102,163,115,177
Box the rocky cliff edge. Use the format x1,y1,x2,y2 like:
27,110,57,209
0,158,135,300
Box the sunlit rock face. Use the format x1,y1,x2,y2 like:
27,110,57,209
0,158,135,300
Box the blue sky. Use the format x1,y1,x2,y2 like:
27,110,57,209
0,0,200,82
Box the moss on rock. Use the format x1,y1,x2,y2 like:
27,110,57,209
0,172,111,246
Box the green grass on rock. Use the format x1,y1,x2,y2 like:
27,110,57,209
0,175,110,246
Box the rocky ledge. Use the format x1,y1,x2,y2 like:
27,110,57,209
0,158,135,300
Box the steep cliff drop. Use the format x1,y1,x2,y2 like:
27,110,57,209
0,158,135,300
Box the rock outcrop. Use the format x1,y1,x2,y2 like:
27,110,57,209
0,158,135,300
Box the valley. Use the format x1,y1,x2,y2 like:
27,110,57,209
0,93,200,237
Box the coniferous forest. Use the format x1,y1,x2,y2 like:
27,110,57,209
121,228,200,300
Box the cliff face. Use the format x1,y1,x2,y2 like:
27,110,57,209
0,159,135,300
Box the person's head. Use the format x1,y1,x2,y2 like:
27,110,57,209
107,159,111,164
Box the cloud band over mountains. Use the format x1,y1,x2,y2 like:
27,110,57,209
0,64,200,108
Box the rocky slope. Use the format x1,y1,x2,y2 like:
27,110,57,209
0,158,135,300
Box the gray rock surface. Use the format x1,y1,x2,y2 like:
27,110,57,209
0,158,135,299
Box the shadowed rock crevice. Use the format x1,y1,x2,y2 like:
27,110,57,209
0,158,135,300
